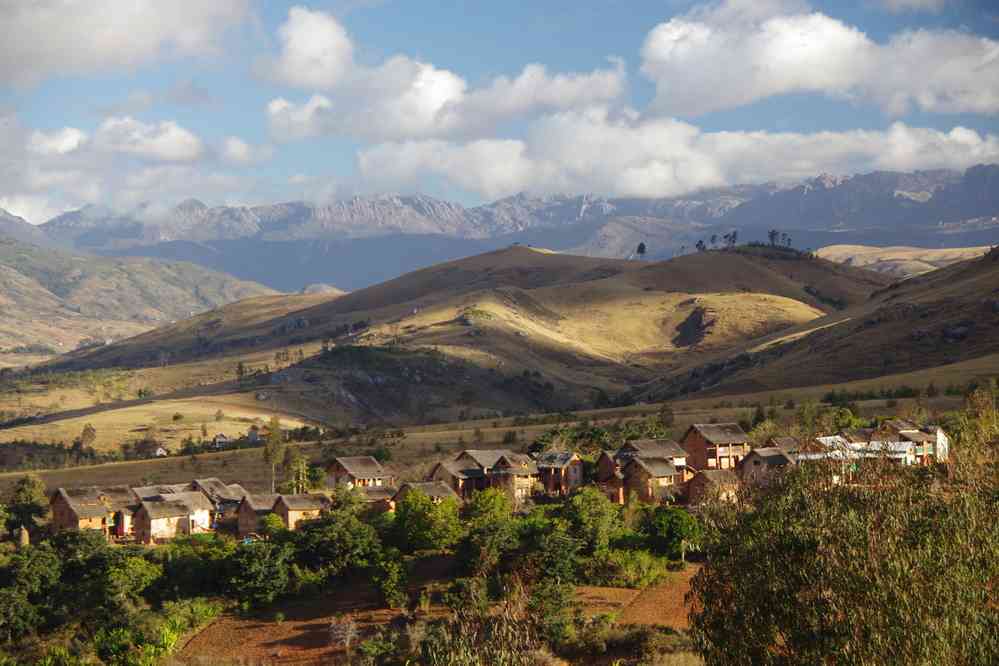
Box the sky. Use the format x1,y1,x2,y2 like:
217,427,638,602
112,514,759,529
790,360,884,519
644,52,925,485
2,0,999,224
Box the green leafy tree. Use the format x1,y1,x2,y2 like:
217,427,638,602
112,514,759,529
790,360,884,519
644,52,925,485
225,541,292,607
6,474,48,533
373,547,408,609
281,447,310,494
642,506,702,561
393,490,463,553
457,489,519,576
562,487,619,557
260,513,287,539
689,444,999,665
263,416,286,493
294,513,381,581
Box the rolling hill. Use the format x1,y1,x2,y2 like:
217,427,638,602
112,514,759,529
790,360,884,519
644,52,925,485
21,245,888,438
634,247,999,400
0,233,277,365
816,244,992,278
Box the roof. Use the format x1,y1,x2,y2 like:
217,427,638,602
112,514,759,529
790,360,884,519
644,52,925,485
687,423,749,445
361,486,397,502
54,486,137,518
625,457,678,478
620,439,686,459
241,493,280,513
768,436,801,451
139,491,213,519
882,418,919,433
840,428,874,444
333,456,387,479
493,453,538,476
393,482,459,501
193,478,245,502
696,469,741,486
132,482,193,500
455,449,516,470
901,431,935,443
745,447,796,466
278,494,332,511
533,450,578,469
433,459,485,480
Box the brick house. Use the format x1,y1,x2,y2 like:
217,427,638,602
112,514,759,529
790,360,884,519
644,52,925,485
687,469,741,505
327,456,392,488
133,492,214,544
596,439,689,503
680,424,749,471
50,486,138,539
392,481,459,505
487,453,539,502
737,447,796,485
428,459,487,499
360,486,397,513
192,477,249,519
621,457,682,503
274,494,331,530
533,451,584,496
236,493,280,537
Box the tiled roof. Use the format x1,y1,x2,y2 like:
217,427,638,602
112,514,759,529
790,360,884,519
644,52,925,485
361,486,397,502
688,423,749,445
626,457,678,478
333,456,387,479
55,486,138,518
279,493,332,511
533,450,577,468
618,438,686,460
746,447,796,466
241,493,280,513
493,453,538,475
456,449,516,470
696,469,740,486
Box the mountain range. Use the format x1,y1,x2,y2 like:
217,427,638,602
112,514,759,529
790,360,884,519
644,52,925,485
6,164,998,291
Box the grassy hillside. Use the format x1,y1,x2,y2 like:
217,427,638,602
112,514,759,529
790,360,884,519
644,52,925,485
2,244,893,442
0,235,277,363
817,244,992,278
636,247,999,400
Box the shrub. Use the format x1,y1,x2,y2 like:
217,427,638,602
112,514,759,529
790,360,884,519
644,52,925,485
588,549,670,589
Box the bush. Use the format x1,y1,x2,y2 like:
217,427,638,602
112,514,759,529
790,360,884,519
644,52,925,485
588,549,670,589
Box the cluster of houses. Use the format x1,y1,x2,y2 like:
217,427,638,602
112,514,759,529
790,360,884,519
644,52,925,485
48,419,949,545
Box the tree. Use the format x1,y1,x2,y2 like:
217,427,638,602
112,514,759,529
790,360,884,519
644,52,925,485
236,361,246,381
294,513,381,581
709,234,718,247
457,489,519,576
562,487,619,557
688,442,999,665
80,423,97,448
695,239,707,252
393,490,463,553
225,541,292,607
751,404,766,429
263,416,286,493
6,474,47,534
642,506,701,561
280,448,310,494
768,229,780,246
658,403,675,428
214,409,225,422
636,242,647,258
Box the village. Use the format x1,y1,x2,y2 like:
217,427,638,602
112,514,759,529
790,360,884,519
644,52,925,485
47,417,950,545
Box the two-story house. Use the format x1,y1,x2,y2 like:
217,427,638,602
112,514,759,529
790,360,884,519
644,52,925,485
680,424,750,471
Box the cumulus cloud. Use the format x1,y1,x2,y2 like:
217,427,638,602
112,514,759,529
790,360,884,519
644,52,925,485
0,112,250,223
0,0,250,86
263,7,625,140
641,0,999,115
92,117,204,162
358,108,999,199
220,136,274,165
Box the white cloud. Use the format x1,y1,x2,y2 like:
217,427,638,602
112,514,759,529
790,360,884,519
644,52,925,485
878,0,947,13
93,117,204,162
28,128,88,156
264,7,625,141
358,108,999,199
221,136,274,165
641,0,999,116
263,6,355,89
0,0,250,86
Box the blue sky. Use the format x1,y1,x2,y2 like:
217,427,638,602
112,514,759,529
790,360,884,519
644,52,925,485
2,0,998,223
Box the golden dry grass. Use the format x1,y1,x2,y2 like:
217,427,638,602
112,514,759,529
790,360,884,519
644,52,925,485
817,244,991,278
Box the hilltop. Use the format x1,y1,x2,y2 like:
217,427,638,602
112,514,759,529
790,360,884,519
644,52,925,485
817,244,992,278
0,234,276,367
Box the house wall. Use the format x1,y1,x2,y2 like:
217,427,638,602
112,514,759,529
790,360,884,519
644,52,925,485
237,504,268,537
596,453,618,482
688,477,738,505
681,431,711,470
624,467,653,503
135,513,186,544
50,495,81,532
189,509,212,533
682,431,747,471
